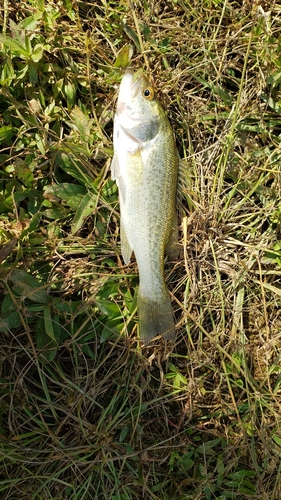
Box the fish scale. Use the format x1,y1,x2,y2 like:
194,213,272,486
111,69,178,343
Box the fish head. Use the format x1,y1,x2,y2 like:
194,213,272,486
115,69,163,144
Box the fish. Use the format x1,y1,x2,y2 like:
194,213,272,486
111,68,178,344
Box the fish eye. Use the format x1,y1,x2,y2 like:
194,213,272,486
143,86,154,100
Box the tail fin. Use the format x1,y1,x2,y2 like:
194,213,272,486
138,291,175,344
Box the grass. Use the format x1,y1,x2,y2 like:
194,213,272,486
1,0,281,498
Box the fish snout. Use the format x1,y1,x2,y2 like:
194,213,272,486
117,101,125,113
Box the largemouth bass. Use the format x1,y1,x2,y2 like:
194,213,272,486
111,69,178,343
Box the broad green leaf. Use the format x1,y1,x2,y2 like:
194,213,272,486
213,85,233,106
0,126,14,144
123,288,137,315
0,57,15,85
26,191,42,215
35,133,45,155
96,281,120,300
173,372,188,387
1,294,16,314
122,24,140,51
0,195,13,212
194,76,233,105
44,305,58,345
63,0,76,21
36,316,57,362
119,427,129,442
100,318,123,343
70,105,93,141
0,154,10,164
237,122,263,133
260,93,281,113
53,300,81,315
0,34,30,57
29,64,38,84
19,14,42,31
273,434,281,446
55,152,94,189
24,34,32,54
31,44,44,62
26,304,45,312
44,205,70,220
15,64,29,80
71,191,97,234
63,82,76,108
14,161,34,188
20,213,42,237
44,183,87,209
42,346,57,362
196,438,222,454
9,269,49,304
101,179,118,198
267,70,281,87
0,239,17,263
180,456,194,471
0,311,22,332
95,299,121,318
95,220,106,237
81,344,96,359
168,362,177,372
114,44,133,68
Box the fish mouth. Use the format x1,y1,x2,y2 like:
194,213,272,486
117,69,146,106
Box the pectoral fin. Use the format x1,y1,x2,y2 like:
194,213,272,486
118,175,126,204
111,153,119,181
121,220,132,265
